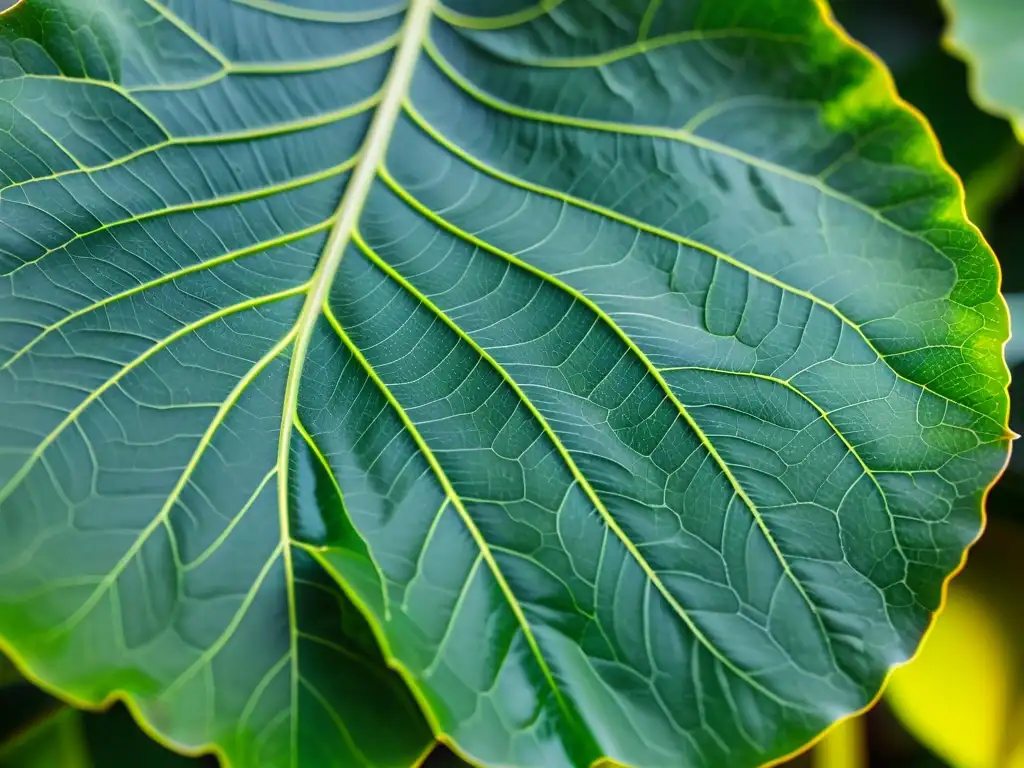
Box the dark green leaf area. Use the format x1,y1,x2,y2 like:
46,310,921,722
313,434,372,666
0,1,1009,768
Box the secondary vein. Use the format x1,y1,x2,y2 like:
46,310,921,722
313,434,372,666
400,99,1004,433
320,301,588,740
352,225,791,704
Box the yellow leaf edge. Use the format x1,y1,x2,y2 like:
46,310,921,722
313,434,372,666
0,2,1013,768
762,1,1015,766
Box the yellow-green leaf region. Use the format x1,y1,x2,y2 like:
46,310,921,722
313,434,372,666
0,1,1011,767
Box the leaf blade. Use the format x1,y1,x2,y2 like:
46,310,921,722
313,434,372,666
0,1,1010,767
0,1,432,765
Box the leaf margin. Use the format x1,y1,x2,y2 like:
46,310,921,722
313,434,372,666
0,0,1011,766
754,2,1015,766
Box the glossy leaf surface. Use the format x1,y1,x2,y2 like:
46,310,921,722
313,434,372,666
943,0,1024,139
0,0,436,765
0,1,1010,767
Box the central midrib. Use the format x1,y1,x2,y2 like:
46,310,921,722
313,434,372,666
272,1,435,760
282,0,435,388
277,0,434,503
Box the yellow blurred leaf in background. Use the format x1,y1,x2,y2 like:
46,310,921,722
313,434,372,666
879,519,1024,768
885,587,1011,768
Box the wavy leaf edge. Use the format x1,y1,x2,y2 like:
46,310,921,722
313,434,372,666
0,1,1011,767
765,2,1013,764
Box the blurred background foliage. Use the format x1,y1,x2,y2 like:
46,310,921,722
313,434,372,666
0,0,1022,766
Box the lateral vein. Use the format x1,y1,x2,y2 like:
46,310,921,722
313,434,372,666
354,204,792,706
319,301,585,732
400,99,1003,432
0,286,305,507
2,219,333,373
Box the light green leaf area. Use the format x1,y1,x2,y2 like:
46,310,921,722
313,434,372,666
942,0,1024,140
0,1,1010,767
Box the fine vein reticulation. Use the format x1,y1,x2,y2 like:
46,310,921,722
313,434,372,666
0,1,1010,768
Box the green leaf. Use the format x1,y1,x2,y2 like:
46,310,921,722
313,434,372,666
0,671,211,768
942,0,1024,140
883,518,1024,768
0,6,438,765
0,708,91,768
0,543,429,768
830,0,1023,229
0,1,1009,767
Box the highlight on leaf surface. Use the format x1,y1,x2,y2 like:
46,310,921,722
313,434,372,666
942,0,1024,140
0,1,1010,767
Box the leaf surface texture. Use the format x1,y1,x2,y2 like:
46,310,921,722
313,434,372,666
0,1,1010,766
